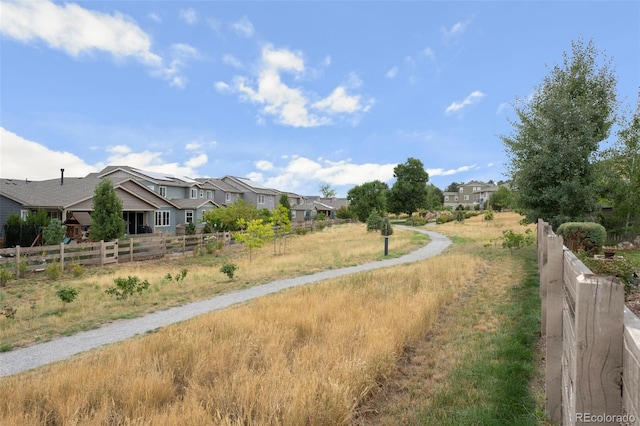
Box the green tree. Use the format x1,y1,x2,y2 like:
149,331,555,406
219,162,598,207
445,182,464,193
271,205,292,255
278,193,293,221
43,219,66,245
234,218,274,262
425,184,444,210
502,38,617,228
598,92,640,230
319,184,337,198
488,186,514,212
336,205,356,220
90,179,126,241
202,199,259,232
347,180,389,223
387,157,429,216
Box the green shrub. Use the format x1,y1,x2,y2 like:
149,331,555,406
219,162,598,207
220,263,238,280
556,222,606,255
579,253,638,296
175,269,188,282
0,267,14,287
205,239,224,254
295,227,308,235
45,262,62,280
404,217,426,226
501,229,535,253
366,210,384,232
484,210,495,221
70,264,85,278
185,222,196,235
105,276,150,300
55,285,79,305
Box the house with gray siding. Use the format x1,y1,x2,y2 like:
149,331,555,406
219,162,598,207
221,176,279,210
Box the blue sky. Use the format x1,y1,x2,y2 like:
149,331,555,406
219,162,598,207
1,1,638,196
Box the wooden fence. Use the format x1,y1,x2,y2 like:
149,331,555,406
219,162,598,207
538,219,640,425
0,219,353,273
0,233,227,273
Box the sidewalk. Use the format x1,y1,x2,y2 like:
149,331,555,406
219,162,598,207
0,226,451,376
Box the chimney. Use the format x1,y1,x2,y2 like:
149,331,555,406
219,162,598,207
60,169,65,185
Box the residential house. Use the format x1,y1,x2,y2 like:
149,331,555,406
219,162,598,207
443,181,498,209
195,178,243,206
221,176,279,210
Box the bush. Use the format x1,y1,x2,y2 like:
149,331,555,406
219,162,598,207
205,239,224,254
220,263,238,280
380,217,394,236
366,210,384,232
43,219,67,246
556,222,606,255
579,253,638,297
105,276,150,300
70,264,85,278
501,229,535,253
185,222,196,235
484,210,495,221
55,285,79,305
295,227,308,235
404,217,426,226
45,262,62,280
0,267,14,287
436,212,454,224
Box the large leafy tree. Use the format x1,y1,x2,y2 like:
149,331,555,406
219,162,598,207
598,92,640,230
203,199,260,232
502,38,617,228
90,179,126,241
425,184,443,210
347,180,389,223
319,184,337,198
388,157,430,216
488,186,514,212
278,193,292,221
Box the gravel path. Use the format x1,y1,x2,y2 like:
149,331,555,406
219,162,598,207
0,226,451,376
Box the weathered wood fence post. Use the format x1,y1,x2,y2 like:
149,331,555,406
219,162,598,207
59,242,65,271
544,231,564,423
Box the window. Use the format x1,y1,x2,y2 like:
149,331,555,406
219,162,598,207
199,190,204,198
464,195,469,201
459,187,464,193
185,210,194,223
206,190,213,200
159,186,167,197
155,211,170,227
190,188,197,199
20,210,28,220
225,192,231,202
444,196,449,201
257,194,265,204
291,211,297,219
454,196,459,202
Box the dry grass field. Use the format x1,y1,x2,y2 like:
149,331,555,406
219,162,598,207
0,212,542,425
0,223,427,350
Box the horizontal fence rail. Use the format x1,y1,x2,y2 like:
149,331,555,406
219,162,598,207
539,219,640,425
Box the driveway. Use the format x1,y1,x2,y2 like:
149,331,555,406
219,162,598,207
0,226,451,376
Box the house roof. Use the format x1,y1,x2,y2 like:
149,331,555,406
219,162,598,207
172,199,219,209
222,176,279,195
63,212,92,226
195,178,243,193
99,166,201,188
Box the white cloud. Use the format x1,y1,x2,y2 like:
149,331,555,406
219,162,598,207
0,127,98,179
386,66,399,79
179,8,198,25
313,87,361,114
162,43,201,89
322,55,332,67
217,45,373,127
0,0,162,67
107,144,132,154
420,46,435,59
186,154,208,168
214,81,232,93
0,0,195,87
222,53,243,69
249,156,397,193
442,19,471,42
496,102,510,115
427,164,478,177
148,12,161,23
185,142,202,150
445,90,485,114
255,160,274,171
232,16,254,38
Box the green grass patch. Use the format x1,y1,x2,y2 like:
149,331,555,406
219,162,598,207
417,246,544,425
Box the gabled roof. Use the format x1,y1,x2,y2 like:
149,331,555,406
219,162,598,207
171,199,219,209
222,176,279,195
196,178,243,193
99,166,201,188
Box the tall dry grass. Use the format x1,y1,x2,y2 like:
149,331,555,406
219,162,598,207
0,223,427,349
0,251,482,425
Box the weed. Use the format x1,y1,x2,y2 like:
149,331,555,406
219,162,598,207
105,276,150,300
220,263,238,280
45,262,62,280
56,286,80,306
